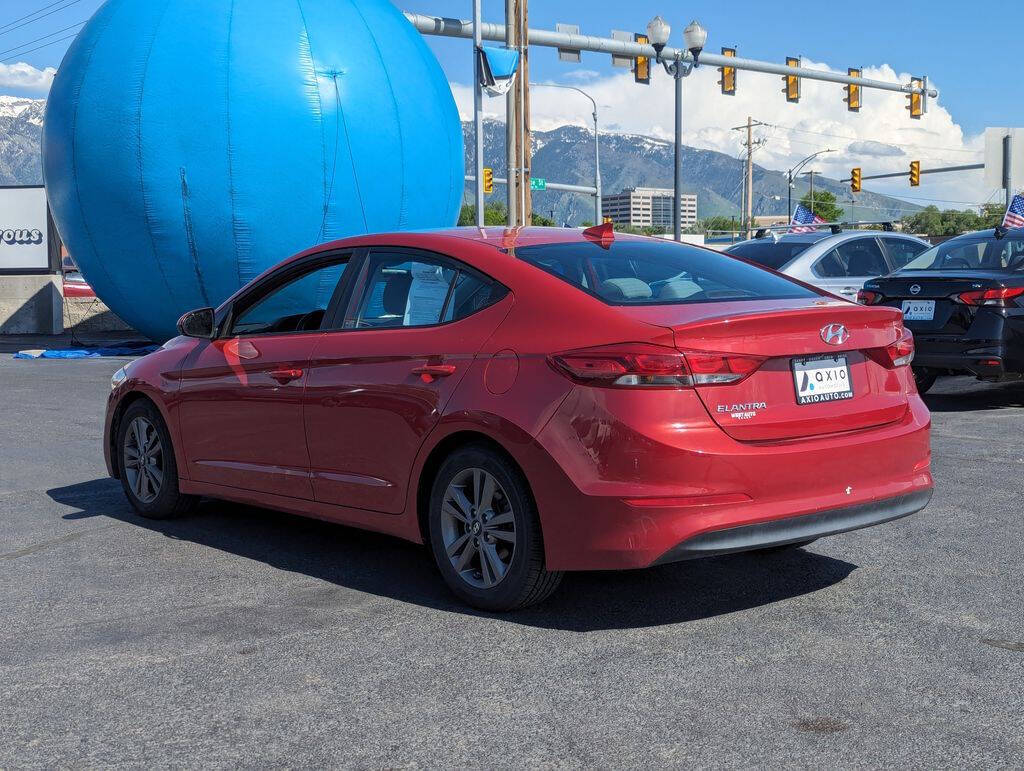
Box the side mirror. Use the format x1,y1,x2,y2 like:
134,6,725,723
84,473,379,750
177,307,216,339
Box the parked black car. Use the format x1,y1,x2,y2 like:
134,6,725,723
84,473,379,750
859,228,1024,393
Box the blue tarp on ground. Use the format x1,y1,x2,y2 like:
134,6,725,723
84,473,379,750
13,345,159,360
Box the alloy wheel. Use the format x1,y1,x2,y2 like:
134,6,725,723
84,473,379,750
440,467,517,589
123,416,163,504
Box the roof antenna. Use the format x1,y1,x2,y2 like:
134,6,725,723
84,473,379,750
582,222,615,248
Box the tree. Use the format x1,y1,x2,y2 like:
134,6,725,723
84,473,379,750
901,204,1004,236
799,190,844,223
699,216,741,235
459,202,558,227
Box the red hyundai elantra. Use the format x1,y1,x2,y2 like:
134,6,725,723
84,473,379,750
105,225,932,610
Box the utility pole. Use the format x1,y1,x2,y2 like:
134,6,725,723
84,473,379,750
472,0,484,226
732,117,766,238
505,0,531,227
505,0,517,226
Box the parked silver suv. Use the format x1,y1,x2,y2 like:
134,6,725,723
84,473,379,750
728,230,930,300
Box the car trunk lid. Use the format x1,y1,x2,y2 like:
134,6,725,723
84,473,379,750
869,271,1008,336
623,301,909,441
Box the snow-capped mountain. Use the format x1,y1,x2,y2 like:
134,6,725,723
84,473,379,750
465,119,920,225
0,96,917,225
0,96,45,185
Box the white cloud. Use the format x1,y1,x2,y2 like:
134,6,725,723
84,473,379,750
847,140,904,157
453,58,996,212
0,62,56,92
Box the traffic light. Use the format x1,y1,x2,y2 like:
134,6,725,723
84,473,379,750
910,160,921,187
851,167,862,193
907,77,923,119
718,47,736,96
482,167,493,194
634,33,650,85
845,68,861,112
783,56,800,103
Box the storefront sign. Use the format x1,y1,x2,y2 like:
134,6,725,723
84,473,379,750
0,187,49,271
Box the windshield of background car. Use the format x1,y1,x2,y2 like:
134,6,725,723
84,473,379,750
726,239,816,270
514,239,819,305
900,236,1024,272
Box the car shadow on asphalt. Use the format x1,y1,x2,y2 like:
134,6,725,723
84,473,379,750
923,378,1024,412
48,478,858,632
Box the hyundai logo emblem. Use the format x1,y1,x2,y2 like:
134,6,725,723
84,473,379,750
821,323,849,346
910,284,922,295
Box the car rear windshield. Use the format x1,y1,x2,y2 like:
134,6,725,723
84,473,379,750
726,240,815,270
900,236,1024,272
514,239,818,305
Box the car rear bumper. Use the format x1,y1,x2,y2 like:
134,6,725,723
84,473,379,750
531,388,933,571
652,487,932,564
912,337,1022,377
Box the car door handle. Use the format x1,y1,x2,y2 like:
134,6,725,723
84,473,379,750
269,368,304,384
412,364,457,382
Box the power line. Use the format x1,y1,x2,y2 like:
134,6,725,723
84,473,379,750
0,0,70,32
0,20,84,58
0,31,78,63
0,0,83,39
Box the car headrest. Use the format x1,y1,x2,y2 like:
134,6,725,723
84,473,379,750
382,273,412,316
599,278,652,301
658,279,703,300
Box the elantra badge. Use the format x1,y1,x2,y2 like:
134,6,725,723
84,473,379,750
820,323,849,346
910,284,922,295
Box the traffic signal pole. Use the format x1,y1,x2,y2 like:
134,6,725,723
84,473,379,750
472,0,484,227
404,12,937,100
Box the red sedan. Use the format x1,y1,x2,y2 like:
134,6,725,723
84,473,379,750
104,226,933,610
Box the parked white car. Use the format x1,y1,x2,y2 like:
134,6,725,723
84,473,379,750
728,230,931,301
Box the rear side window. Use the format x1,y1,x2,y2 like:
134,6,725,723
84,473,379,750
514,239,817,305
815,238,887,278
347,251,506,328
882,237,928,269
726,240,815,270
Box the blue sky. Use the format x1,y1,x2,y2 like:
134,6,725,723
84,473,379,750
1,0,1016,208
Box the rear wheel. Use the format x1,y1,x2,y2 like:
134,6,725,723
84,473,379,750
117,399,198,519
912,367,938,394
428,445,562,611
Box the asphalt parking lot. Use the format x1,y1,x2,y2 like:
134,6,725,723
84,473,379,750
1,355,1022,768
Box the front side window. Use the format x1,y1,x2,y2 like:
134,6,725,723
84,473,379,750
231,259,348,336
815,238,887,278
514,239,817,305
882,237,928,269
901,236,1024,272
347,252,504,329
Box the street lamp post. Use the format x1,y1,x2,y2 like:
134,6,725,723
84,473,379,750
531,83,602,223
787,148,834,219
648,16,706,242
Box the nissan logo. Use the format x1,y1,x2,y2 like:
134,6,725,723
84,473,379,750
910,284,922,295
821,323,849,346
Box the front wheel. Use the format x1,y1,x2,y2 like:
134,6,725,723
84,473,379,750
912,367,938,395
428,445,562,611
117,399,198,519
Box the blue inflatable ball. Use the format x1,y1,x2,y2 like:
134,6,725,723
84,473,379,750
43,0,463,341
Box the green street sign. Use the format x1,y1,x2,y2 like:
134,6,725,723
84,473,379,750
530,177,547,191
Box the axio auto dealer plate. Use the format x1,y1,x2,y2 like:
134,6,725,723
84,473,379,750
901,299,935,321
792,355,853,405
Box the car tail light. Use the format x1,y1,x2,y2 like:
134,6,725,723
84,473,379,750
955,287,1024,307
549,345,764,388
867,327,914,369
857,289,883,305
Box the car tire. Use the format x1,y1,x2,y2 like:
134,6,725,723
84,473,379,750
117,399,198,520
428,444,563,611
912,367,938,395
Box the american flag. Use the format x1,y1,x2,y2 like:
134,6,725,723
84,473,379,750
1002,193,1024,229
789,204,827,233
